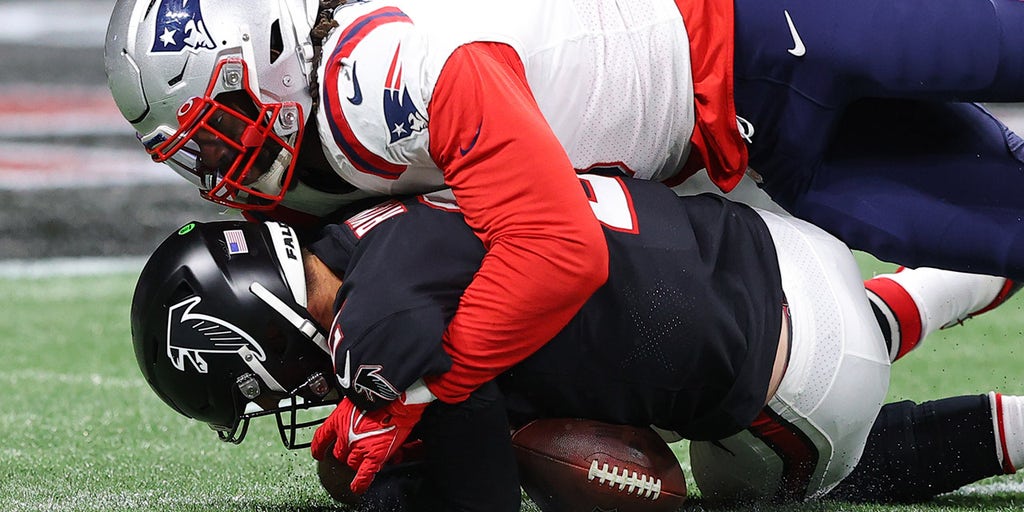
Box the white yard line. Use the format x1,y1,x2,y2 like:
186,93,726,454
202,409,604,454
0,368,138,389
0,256,145,278
955,480,1024,496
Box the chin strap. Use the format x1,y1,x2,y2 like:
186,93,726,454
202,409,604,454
249,148,292,196
237,345,286,393
250,281,331,355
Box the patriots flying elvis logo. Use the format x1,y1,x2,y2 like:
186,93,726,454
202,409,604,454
151,0,216,53
383,44,427,144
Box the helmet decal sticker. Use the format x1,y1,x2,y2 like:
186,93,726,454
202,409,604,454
166,296,267,373
223,229,249,255
178,222,196,235
383,44,427,144
151,0,217,54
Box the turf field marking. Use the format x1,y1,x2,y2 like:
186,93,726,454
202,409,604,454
955,480,1024,495
0,369,137,389
0,256,145,279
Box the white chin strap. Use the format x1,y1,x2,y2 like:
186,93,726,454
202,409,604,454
237,345,286,393
250,282,330,355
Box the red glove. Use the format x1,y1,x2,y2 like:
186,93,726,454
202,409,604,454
311,382,434,494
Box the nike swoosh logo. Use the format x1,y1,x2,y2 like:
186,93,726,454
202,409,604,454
337,350,352,389
784,10,805,57
459,123,482,156
347,409,396,444
347,61,363,105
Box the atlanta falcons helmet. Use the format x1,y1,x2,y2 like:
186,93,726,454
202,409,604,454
104,0,319,210
130,220,336,449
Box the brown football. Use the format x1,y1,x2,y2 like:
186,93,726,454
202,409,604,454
512,418,687,512
315,441,361,505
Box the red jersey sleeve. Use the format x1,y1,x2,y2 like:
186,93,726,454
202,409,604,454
424,42,609,403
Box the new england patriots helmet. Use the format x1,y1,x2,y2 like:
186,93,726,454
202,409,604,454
130,220,336,449
104,0,319,210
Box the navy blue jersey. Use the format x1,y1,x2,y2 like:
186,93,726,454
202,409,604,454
309,175,784,440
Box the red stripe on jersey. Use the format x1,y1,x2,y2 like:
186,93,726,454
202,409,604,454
615,175,640,235
863,277,923,361
580,175,640,234
748,407,819,501
322,7,410,179
344,199,408,239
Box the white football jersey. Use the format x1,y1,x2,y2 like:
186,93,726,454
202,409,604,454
314,0,695,196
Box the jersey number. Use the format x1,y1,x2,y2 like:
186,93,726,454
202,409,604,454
579,174,639,234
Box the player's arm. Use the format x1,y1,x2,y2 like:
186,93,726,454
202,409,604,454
426,41,609,403
330,305,453,411
312,305,453,494
417,381,521,512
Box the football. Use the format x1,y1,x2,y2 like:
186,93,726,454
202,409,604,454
512,418,687,512
315,441,362,505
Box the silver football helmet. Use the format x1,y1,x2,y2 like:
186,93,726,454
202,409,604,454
105,0,320,210
131,220,337,448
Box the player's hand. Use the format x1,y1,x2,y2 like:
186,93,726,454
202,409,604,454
311,384,434,494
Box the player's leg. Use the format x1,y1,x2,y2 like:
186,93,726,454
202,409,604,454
865,266,1018,362
785,100,1024,280
828,393,1024,503
733,0,1024,177
741,0,1024,100
689,209,891,503
732,0,1024,280
734,0,1024,100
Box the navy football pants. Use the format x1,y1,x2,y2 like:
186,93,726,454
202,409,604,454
734,0,1024,278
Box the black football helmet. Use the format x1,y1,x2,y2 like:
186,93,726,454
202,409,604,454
131,219,337,449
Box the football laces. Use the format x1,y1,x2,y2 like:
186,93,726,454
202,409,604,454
586,459,663,499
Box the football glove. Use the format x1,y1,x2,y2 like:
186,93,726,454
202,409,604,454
311,380,435,494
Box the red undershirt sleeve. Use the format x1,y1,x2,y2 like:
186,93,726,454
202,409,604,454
424,41,609,403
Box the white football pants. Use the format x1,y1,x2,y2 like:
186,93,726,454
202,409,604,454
689,209,891,503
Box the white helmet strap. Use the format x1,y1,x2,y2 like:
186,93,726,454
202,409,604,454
250,282,331,355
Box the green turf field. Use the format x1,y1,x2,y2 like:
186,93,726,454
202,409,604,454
2,254,1023,511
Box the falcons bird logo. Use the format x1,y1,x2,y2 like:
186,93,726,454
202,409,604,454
165,295,267,373
337,350,400,404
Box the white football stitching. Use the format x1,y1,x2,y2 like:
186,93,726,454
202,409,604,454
586,459,662,500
